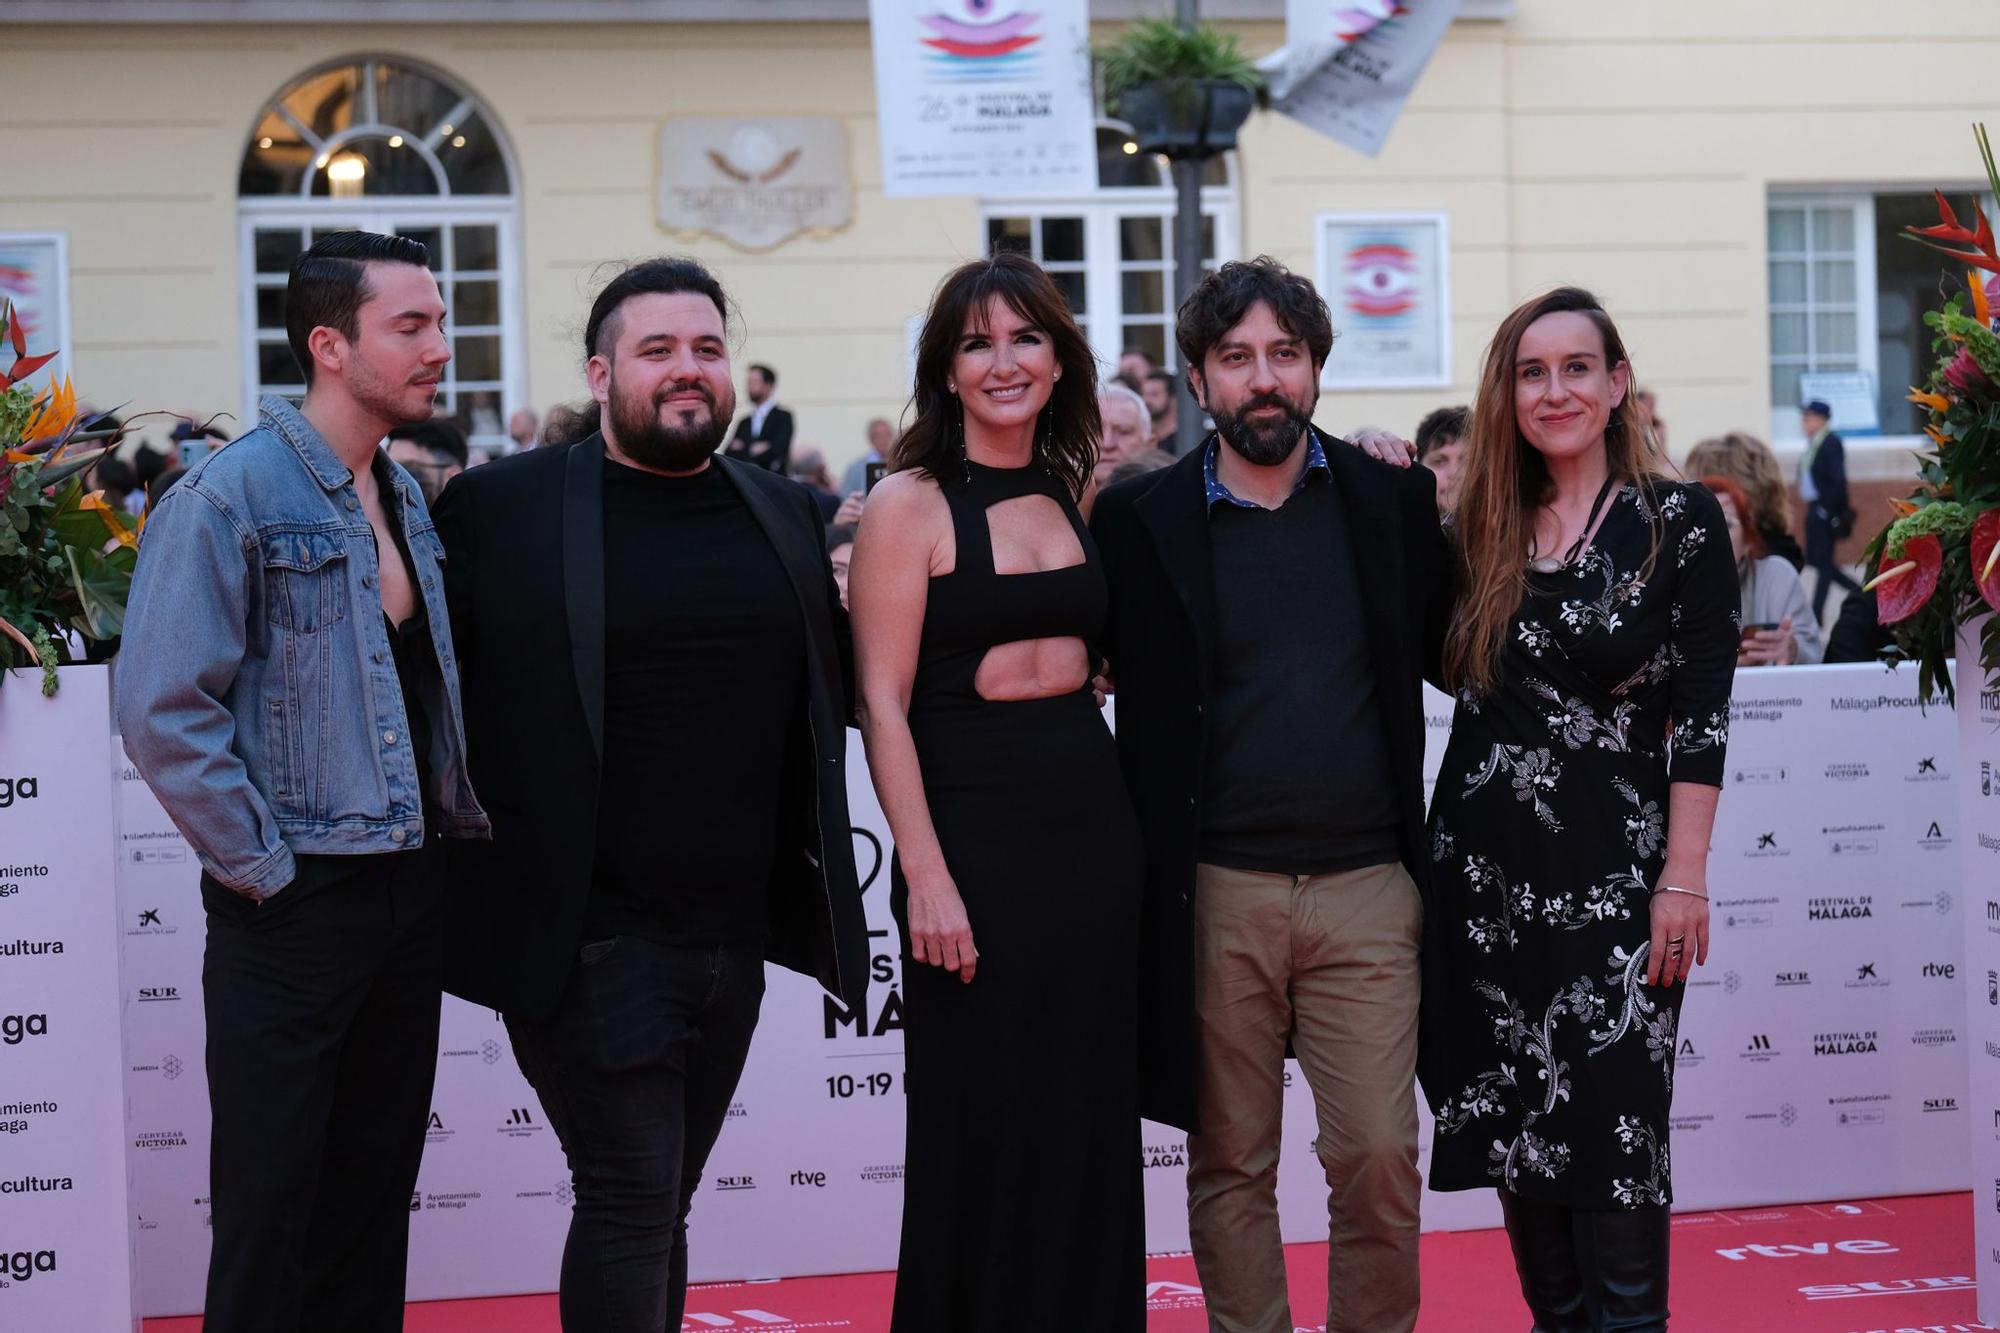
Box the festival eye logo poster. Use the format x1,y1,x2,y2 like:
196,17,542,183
1315,212,1451,388
0,233,70,391
869,0,1096,198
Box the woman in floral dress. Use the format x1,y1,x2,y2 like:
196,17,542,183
1424,288,1736,1332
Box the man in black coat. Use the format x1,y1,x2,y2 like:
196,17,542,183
724,361,795,473
433,258,866,1331
1799,397,1860,620
1092,258,1452,1333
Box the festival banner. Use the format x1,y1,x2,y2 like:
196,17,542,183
1956,628,2000,1326
1315,211,1451,388
0,668,137,1330
868,0,1096,198
1266,0,1462,157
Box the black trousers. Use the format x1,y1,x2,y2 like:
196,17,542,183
200,839,445,1333
506,934,765,1333
1806,509,1861,619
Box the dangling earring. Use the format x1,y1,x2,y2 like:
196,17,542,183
956,394,971,484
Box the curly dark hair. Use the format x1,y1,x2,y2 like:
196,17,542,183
895,252,1100,502
1174,256,1336,386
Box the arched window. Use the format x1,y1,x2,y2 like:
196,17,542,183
237,56,523,452
983,124,1240,374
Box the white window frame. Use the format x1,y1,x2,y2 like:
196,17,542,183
237,56,525,451
979,151,1241,375
1767,183,1997,453
236,203,525,448
1766,193,1876,446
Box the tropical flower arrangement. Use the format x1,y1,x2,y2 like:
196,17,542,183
1861,125,2000,704
0,299,137,696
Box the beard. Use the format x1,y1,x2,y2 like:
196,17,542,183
346,349,436,428
606,368,733,472
1212,390,1314,467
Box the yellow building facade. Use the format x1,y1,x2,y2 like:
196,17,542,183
5,0,1996,479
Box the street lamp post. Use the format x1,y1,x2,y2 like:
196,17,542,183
1172,0,1205,458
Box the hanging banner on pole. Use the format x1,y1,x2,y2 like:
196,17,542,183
868,0,1097,198
1262,0,1462,157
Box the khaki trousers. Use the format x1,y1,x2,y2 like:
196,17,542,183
1186,860,1423,1333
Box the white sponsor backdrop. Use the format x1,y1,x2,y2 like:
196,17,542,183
1956,621,2000,1327
119,663,1971,1314
0,667,137,1330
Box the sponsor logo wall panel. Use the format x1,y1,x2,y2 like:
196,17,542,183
116,665,1971,1312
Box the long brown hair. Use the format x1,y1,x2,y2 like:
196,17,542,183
896,251,1100,502
1446,287,1670,695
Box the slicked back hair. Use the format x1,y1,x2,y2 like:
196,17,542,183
286,230,432,387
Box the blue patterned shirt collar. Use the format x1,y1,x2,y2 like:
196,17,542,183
1203,428,1331,510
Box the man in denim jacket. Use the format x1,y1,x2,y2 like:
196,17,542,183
118,231,488,1333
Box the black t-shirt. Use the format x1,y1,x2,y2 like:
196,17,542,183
1200,475,1402,876
586,459,806,945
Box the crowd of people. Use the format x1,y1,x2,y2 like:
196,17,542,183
109,223,1898,1333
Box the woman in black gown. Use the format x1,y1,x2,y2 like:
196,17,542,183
1424,288,1736,1331
849,252,1145,1331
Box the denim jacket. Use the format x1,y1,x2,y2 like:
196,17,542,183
117,396,489,900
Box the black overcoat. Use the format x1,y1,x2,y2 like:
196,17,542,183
1090,434,1455,1131
431,436,869,1021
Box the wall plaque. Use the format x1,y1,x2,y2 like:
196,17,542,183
658,117,852,251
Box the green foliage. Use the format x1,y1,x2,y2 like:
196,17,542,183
1940,310,2000,380
0,384,32,445
1096,19,1266,108
1884,501,1972,559
0,441,137,695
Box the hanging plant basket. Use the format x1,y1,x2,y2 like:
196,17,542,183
1115,78,1257,159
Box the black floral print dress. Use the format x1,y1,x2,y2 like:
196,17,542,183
1425,478,1737,1209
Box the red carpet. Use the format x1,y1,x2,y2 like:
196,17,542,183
144,1191,1986,1331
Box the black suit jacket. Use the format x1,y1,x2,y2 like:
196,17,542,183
431,436,868,1019
1090,434,1455,1131
1807,429,1852,533
727,404,795,474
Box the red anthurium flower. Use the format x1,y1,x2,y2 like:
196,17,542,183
1973,510,2000,615
1875,534,1944,625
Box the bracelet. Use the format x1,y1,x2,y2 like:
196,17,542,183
1653,885,1708,901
